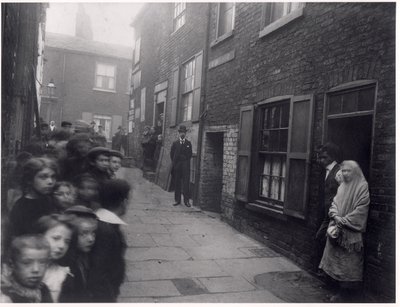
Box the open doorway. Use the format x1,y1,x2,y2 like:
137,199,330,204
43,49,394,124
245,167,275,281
199,132,224,212
327,115,373,180
325,82,376,180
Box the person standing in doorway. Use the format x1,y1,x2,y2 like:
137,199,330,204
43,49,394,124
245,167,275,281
315,142,341,271
170,125,192,207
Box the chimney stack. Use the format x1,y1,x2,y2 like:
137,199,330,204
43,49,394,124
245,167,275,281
75,4,93,40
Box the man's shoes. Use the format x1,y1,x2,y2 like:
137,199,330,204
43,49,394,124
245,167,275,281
184,201,191,207
173,202,181,206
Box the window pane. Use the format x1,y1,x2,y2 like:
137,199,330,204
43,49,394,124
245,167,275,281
281,103,289,127
261,130,270,151
328,95,341,115
218,3,234,36
270,3,285,23
97,64,106,75
279,129,288,151
358,87,375,111
187,92,193,120
269,106,280,128
261,175,270,198
342,91,358,113
280,160,286,201
270,130,279,151
108,78,114,89
96,76,102,88
263,109,269,129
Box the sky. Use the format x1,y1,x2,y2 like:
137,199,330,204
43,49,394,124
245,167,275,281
45,3,144,47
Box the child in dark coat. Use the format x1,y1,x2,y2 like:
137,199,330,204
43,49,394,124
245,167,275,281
90,179,131,302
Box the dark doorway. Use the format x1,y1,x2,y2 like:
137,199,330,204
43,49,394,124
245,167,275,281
327,115,373,180
199,132,223,212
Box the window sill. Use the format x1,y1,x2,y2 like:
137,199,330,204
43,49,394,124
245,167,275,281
210,30,234,48
93,88,116,94
259,7,303,39
246,202,287,221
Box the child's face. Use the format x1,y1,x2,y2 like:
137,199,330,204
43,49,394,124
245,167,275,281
76,219,97,253
94,154,110,172
12,248,49,289
109,156,122,172
33,167,56,195
44,225,72,260
76,141,91,156
54,185,76,209
78,180,98,201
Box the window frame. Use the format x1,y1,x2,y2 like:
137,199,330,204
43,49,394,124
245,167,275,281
259,2,304,38
93,62,117,93
179,57,196,123
173,2,186,33
134,37,141,65
238,94,314,219
213,2,235,45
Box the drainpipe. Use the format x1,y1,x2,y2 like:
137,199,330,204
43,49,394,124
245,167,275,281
194,3,211,208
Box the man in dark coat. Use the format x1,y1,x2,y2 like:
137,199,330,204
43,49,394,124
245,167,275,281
170,125,192,207
315,142,342,269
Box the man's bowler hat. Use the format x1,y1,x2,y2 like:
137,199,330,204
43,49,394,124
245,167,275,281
178,125,187,133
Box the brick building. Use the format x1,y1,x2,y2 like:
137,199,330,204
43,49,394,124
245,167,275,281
129,2,395,301
128,3,209,191
41,5,132,144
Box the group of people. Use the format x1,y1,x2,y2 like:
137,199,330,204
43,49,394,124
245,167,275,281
315,143,370,303
141,125,162,171
1,123,130,302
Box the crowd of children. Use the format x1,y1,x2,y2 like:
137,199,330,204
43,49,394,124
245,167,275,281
1,130,130,302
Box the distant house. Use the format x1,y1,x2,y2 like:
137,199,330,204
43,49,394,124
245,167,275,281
41,5,132,143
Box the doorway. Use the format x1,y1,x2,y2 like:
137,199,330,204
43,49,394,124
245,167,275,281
199,132,224,212
327,115,373,180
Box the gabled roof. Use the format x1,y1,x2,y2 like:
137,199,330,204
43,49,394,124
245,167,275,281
45,32,133,60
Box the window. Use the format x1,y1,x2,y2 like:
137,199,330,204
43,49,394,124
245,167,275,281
180,58,195,122
169,52,203,127
259,103,289,202
133,70,141,90
93,115,112,140
95,63,116,91
260,2,304,38
173,2,186,32
217,3,235,38
134,37,141,65
140,87,146,122
237,95,314,219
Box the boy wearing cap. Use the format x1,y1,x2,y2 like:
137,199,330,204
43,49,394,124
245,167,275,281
86,147,112,184
170,125,192,207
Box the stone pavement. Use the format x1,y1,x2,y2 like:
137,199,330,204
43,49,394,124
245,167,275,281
117,167,333,303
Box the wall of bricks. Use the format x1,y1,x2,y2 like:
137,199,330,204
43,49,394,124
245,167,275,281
203,2,395,301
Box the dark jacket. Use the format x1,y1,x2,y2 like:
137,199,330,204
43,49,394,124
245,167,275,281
87,217,127,302
170,138,192,168
8,196,56,238
316,163,341,240
1,281,52,303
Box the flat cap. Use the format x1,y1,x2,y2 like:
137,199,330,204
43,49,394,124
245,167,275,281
64,205,97,219
87,146,110,160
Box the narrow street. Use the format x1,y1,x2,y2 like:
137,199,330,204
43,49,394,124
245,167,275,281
118,167,332,303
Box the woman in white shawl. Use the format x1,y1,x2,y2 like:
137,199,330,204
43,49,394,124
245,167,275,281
319,160,370,302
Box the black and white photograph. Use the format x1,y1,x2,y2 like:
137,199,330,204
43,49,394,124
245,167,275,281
0,1,395,303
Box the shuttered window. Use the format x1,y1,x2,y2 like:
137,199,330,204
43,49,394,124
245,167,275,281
236,94,314,219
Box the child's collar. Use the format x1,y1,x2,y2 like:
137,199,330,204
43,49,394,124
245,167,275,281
95,208,127,225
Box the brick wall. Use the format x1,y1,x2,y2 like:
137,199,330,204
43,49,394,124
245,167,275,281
203,2,395,301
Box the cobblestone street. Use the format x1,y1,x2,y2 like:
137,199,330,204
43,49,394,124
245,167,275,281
118,167,332,303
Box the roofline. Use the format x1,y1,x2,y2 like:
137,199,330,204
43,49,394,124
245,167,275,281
44,45,132,61
130,3,149,27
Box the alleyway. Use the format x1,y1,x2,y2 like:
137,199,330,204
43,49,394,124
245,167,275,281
118,167,332,303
